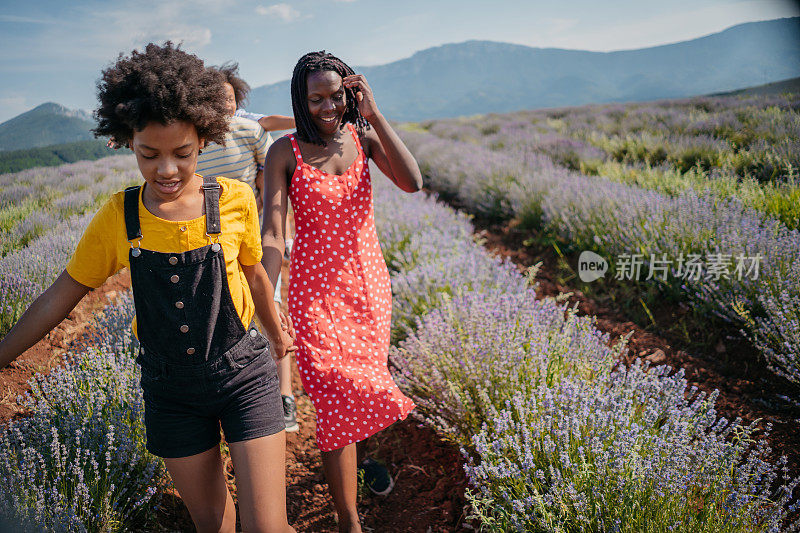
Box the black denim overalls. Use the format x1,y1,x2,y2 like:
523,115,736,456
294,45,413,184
126,176,284,458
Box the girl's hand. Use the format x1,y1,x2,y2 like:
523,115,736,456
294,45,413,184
343,74,380,123
280,312,296,340
270,329,297,361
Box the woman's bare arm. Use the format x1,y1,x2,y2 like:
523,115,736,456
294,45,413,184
260,137,294,294
241,262,295,360
343,74,422,193
258,115,296,133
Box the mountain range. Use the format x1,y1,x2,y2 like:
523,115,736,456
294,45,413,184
247,16,800,122
1,16,799,155
0,103,95,152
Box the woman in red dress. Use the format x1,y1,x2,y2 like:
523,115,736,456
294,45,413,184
261,51,423,532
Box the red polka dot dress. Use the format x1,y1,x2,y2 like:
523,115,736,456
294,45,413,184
287,124,415,452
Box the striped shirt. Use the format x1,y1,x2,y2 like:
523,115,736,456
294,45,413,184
196,115,272,190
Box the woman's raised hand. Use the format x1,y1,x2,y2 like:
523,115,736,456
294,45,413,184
343,74,380,122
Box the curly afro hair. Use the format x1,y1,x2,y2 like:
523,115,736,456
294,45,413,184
93,42,229,148
213,62,250,108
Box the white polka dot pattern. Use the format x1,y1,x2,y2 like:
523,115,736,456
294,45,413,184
286,125,415,452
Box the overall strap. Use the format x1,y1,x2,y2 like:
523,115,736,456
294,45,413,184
201,175,222,236
123,186,142,242
287,134,303,164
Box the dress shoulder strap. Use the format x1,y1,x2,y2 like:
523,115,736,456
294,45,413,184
347,123,364,155
287,133,303,164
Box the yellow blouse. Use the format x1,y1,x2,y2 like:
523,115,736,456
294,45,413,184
66,176,262,332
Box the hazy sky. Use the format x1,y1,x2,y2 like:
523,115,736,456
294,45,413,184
1,0,798,122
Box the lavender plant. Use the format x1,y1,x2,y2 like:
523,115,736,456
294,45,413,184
371,162,798,530
373,172,530,341
0,155,138,255
0,212,94,336
0,293,163,532
390,290,624,445
464,362,799,532
408,92,800,227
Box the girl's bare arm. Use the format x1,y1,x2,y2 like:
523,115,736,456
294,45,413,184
260,137,293,291
0,270,91,369
241,262,295,360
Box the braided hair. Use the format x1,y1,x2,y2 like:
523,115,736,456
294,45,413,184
290,51,369,146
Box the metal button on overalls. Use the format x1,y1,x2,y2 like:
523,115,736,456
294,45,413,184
123,176,249,363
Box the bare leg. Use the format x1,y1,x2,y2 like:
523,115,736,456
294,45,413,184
278,355,293,396
321,444,362,533
163,445,236,533
228,431,295,533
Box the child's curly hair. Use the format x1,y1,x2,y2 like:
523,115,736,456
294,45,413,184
213,62,250,108
94,42,229,148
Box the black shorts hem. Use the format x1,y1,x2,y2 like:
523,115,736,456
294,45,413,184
147,436,222,459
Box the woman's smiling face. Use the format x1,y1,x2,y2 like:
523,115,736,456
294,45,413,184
131,120,203,202
306,70,346,137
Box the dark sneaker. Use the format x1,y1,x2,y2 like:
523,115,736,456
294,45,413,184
282,395,299,432
358,458,394,496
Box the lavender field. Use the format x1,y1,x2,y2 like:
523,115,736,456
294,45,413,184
0,157,139,337
413,93,800,228
398,92,800,390
0,146,798,531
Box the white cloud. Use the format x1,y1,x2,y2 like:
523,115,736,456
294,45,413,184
542,17,578,36
256,4,301,22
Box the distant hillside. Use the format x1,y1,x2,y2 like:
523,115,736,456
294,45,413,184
0,140,115,174
0,102,95,152
712,76,800,96
248,17,800,121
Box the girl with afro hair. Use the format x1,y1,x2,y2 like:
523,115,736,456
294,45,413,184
261,51,423,532
0,42,297,533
